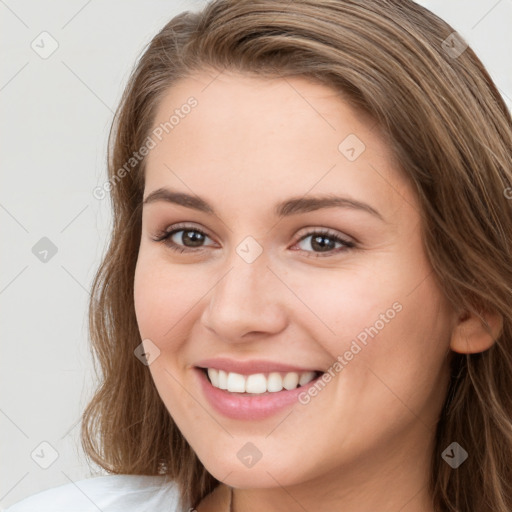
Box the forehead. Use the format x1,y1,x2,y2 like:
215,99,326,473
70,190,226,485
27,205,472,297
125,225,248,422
144,71,413,221
149,70,375,156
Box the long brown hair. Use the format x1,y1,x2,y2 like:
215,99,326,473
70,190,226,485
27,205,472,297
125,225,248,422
81,1,512,510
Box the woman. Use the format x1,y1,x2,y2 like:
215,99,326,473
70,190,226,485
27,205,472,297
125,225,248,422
7,0,512,511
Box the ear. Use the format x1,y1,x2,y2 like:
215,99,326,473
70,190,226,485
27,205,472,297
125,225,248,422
450,308,503,354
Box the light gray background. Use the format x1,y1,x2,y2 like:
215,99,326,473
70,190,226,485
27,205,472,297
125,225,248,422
1,0,511,508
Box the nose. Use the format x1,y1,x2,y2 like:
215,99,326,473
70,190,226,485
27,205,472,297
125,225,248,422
200,251,289,342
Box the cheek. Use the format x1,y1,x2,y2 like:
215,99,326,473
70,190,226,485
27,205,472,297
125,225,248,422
133,251,200,347
275,260,400,352
287,254,452,398
333,272,453,423
133,254,205,420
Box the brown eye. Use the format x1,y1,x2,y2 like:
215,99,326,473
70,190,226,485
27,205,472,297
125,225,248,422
293,229,355,257
170,229,207,248
153,224,216,253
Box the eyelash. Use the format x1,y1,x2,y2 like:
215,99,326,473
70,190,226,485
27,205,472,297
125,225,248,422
152,223,356,258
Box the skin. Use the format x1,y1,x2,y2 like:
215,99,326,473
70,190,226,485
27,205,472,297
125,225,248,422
133,70,500,512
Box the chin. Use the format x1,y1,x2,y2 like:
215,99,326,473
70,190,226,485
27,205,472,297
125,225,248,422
198,450,309,489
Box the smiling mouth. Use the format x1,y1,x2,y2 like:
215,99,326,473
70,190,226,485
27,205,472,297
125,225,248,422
198,367,324,395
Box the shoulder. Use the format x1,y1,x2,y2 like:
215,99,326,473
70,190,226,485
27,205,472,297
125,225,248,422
5,474,182,512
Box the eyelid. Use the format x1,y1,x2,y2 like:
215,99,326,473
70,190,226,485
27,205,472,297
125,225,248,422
294,226,355,244
154,223,353,242
152,222,356,257
152,222,216,245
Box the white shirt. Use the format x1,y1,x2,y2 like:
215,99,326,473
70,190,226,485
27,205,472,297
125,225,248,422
4,474,183,512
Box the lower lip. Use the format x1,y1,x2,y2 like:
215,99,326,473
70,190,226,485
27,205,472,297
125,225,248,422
194,367,323,420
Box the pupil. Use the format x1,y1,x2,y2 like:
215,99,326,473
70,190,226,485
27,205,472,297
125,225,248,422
312,235,334,252
184,230,204,247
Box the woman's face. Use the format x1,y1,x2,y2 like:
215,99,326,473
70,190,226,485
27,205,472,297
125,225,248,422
134,70,457,491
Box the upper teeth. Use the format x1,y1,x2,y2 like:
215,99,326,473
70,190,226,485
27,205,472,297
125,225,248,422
206,369,318,394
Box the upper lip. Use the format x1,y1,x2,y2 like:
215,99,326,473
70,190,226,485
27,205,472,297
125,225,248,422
195,357,322,375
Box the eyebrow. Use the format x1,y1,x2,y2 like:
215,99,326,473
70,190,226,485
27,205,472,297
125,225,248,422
142,187,385,221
